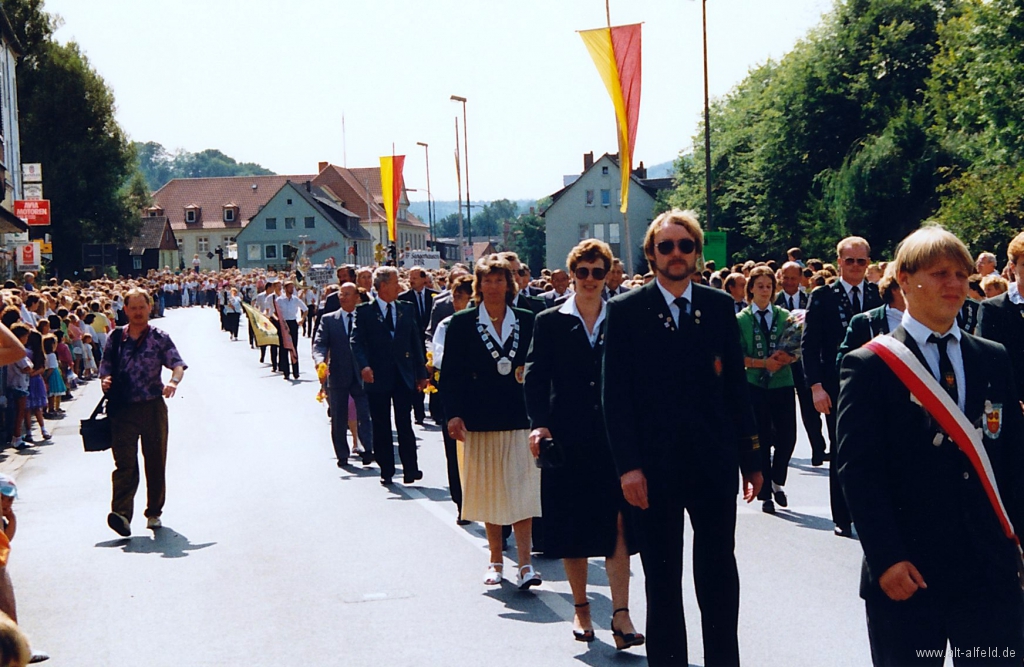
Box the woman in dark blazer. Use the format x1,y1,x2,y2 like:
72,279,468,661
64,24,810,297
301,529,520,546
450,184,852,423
442,255,540,590
524,239,643,650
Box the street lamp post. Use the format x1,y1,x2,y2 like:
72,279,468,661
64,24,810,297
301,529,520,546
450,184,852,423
701,0,713,231
450,95,472,251
416,141,434,250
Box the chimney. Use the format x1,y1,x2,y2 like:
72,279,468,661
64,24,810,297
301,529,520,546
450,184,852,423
318,161,329,173
583,152,594,172
633,161,647,180
305,180,312,192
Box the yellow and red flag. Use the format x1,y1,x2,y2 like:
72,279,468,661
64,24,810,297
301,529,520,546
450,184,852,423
580,23,641,213
379,155,405,243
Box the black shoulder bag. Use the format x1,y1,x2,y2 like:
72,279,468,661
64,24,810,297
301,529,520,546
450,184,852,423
80,328,125,452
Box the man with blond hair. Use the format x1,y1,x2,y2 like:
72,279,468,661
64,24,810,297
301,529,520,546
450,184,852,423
839,226,1024,665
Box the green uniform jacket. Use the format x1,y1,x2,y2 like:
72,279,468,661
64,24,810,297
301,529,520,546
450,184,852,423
737,304,794,389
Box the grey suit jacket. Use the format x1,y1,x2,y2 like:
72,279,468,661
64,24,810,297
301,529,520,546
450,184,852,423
428,292,455,337
311,308,362,391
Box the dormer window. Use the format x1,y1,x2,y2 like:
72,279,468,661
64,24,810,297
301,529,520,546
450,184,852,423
146,205,164,218
223,205,238,223
184,205,200,223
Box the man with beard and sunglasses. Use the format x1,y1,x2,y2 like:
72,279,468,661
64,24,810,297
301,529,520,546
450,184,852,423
801,236,881,538
602,209,762,667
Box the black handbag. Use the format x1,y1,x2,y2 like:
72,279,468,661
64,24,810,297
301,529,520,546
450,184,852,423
80,396,111,452
536,437,566,470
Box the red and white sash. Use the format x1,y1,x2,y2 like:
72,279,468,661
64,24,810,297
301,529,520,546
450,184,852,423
864,335,1022,554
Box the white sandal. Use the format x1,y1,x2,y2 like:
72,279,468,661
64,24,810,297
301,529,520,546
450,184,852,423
483,563,503,585
517,564,541,590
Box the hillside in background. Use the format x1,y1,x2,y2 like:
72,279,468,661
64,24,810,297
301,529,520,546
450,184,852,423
408,199,538,224
135,141,276,191
645,160,675,179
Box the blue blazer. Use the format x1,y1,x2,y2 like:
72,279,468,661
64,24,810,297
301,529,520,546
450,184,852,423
350,299,427,393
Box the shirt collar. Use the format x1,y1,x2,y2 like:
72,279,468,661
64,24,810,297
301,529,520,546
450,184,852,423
901,311,962,348
557,293,606,330
1009,281,1024,305
752,301,772,316
655,278,693,310
376,298,395,317
477,304,515,343
840,278,865,295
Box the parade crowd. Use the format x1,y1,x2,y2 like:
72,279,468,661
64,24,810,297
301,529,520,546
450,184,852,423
0,209,1022,665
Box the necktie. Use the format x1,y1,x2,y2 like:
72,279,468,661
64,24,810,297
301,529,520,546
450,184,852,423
850,286,861,314
418,292,425,320
758,309,771,337
788,295,795,311
735,301,743,314
674,297,689,327
928,334,958,404
344,312,351,335
386,303,394,334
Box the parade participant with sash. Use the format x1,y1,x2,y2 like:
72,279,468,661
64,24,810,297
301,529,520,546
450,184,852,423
737,265,797,514
802,235,881,536
838,226,1024,666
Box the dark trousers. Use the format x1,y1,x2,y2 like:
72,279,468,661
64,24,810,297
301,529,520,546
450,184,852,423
750,385,798,495
865,587,1024,666
328,381,373,463
639,490,741,667
110,399,168,522
412,391,426,423
825,381,850,529
434,392,462,510
225,312,241,338
280,320,300,378
367,382,417,480
793,364,827,458
304,305,317,337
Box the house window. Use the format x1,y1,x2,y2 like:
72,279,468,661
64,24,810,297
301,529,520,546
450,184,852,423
609,223,620,243
594,223,605,241
223,208,235,223
585,190,595,207
266,217,277,230
286,199,292,205
265,244,278,260
197,237,209,252
222,236,233,248
602,166,609,175
285,217,296,230
132,257,142,270
600,189,611,207
186,209,196,223
304,216,315,229
578,224,589,241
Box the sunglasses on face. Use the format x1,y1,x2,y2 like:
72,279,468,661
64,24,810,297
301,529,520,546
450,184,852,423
655,238,697,256
574,267,608,281
842,257,869,267
516,268,529,276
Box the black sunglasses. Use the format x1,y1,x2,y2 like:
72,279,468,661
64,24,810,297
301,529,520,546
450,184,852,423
842,257,869,266
574,267,608,281
655,238,697,255
516,268,529,276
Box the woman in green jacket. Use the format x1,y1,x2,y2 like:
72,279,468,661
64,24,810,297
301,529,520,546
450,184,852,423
737,265,798,514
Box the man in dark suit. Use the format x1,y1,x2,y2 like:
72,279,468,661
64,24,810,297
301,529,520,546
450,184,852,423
837,266,905,358
603,258,629,300
312,282,373,466
977,231,1024,404
502,252,546,314
541,269,573,309
775,261,825,462
603,210,762,667
351,267,429,485
801,235,881,537
397,266,438,425
838,227,1024,665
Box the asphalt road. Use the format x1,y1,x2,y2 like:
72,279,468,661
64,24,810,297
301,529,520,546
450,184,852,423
4,306,878,666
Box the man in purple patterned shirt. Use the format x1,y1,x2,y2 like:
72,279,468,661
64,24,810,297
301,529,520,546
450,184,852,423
99,288,187,537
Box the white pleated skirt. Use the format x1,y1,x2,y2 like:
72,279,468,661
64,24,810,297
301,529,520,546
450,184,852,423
458,429,541,525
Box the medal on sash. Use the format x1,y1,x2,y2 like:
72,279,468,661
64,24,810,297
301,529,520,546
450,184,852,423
477,313,520,376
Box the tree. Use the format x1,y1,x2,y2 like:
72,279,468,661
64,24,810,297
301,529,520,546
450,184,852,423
133,142,275,191
509,213,545,273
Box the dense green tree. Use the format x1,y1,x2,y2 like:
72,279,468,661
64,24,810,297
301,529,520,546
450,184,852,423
133,142,275,191
509,213,545,274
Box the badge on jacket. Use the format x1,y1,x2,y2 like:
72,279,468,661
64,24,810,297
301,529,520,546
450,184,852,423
985,400,1003,438
713,355,723,377
515,366,525,384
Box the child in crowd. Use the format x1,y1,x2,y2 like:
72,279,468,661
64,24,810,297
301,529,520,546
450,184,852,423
41,335,65,418
80,334,97,380
4,325,30,451
22,333,47,444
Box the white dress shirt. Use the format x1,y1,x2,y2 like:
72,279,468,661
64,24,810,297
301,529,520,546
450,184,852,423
840,278,866,306
751,302,773,330
655,279,694,328
477,304,515,344
885,305,904,334
901,311,966,412
432,315,453,369
779,290,801,311
1008,281,1024,305
275,294,308,321
558,294,606,347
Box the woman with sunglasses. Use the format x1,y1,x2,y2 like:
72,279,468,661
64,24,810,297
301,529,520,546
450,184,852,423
736,265,798,514
524,239,643,650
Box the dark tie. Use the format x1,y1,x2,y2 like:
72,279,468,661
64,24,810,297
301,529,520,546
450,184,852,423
850,286,861,314
674,297,689,327
344,312,351,335
928,334,958,404
386,303,394,334
787,295,795,311
735,301,743,314
758,309,771,337
418,292,425,320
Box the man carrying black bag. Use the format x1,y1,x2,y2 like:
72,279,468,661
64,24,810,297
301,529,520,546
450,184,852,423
99,288,187,537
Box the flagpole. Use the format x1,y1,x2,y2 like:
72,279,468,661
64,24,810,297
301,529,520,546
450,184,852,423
454,116,465,262
606,0,635,276
702,0,713,231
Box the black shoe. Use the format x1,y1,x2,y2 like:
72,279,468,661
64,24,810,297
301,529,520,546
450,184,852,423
337,459,348,468
283,375,290,381
834,524,853,538
361,452,374,466
456,514,471,526
811,455,824,467
414,419,424,426
823,451,833,462
107,512,131,537
380,477,393,486
762,499,775,514
403,470,423,484
773,490,788,507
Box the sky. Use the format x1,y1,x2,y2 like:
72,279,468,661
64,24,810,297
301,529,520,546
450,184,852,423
44,0,835,202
